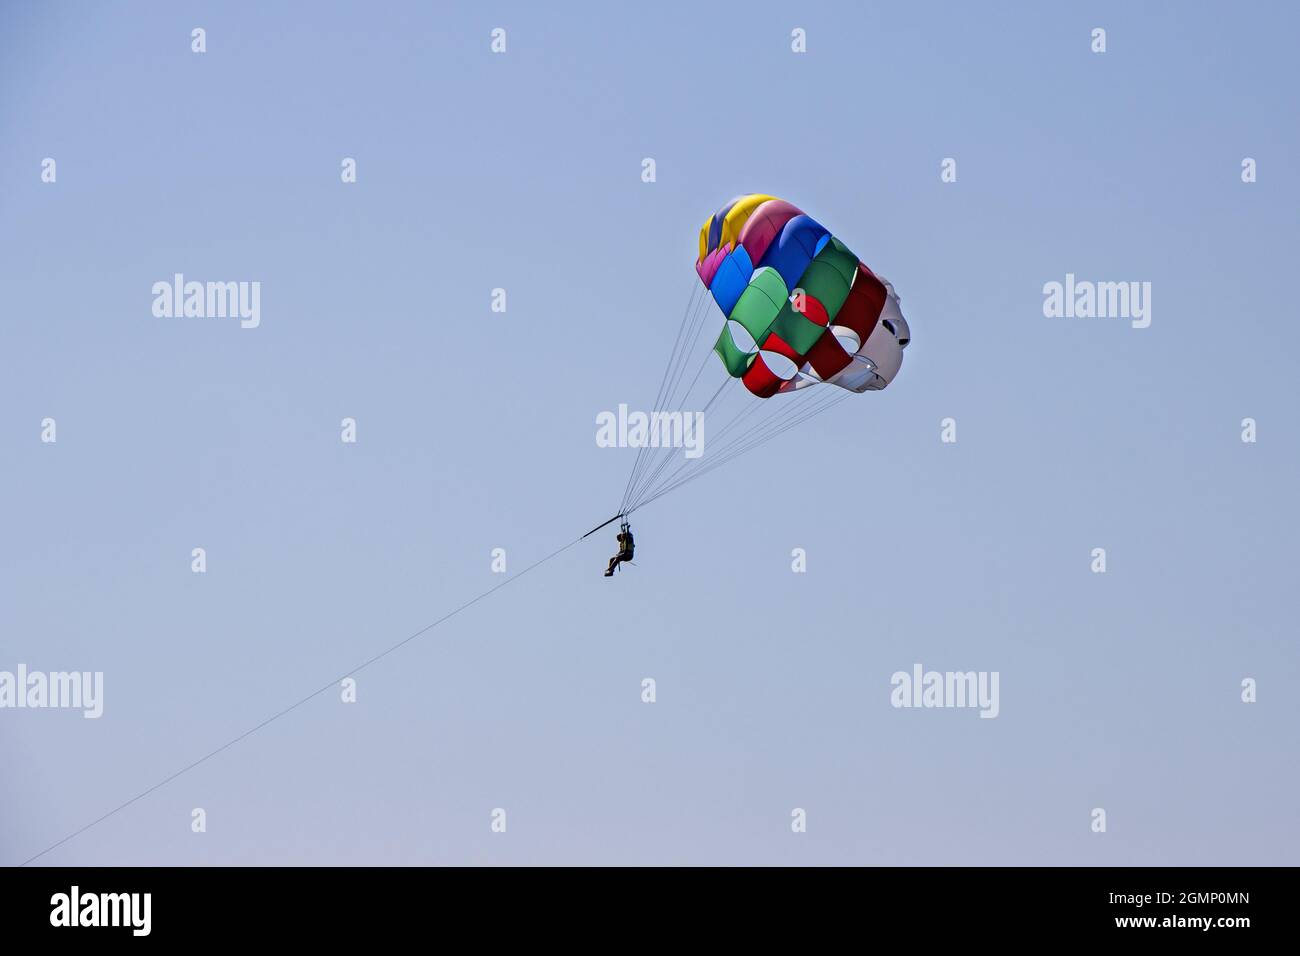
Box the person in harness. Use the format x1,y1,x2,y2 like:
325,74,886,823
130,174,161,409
604,522,634,577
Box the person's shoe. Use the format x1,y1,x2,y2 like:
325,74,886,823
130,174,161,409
603,569,614,577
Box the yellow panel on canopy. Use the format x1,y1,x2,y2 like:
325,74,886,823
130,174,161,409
698,193,782,264
718,193,778,253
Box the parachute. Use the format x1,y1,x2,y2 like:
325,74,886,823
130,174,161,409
616,194,911,518
699,194,909,396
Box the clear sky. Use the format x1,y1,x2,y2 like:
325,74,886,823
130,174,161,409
2,0,1297,865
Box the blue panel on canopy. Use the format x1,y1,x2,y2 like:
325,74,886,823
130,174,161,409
757,214,830,291
709,246,754,317
706,197,743,256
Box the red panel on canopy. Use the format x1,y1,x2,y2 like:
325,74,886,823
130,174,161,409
796,293,830,327
759,330,802,363
804,330,854,380
742,353,785,398
833,264,887,342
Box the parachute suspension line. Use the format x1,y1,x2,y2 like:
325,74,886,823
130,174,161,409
632,387,853,514
621,282,702,504
623,374,730,512
702,387,850,479
623,377,761,512
644,385,851,510
691,381,781,450
700,388,852,478
620,283,724,515
624,369,738,512
660,294,712,411
640,377,833,496
620,280,703,512
626,382,828,511
665,336,715,427
626,382,756,513
631,334,725,497
622,282,715,511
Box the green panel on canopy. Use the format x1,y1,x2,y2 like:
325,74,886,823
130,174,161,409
795,257,857,321
713,325,756,377
791,237,857,321
727,266,787,342
819,237,859,285
744,265,788,305
769,299,830,354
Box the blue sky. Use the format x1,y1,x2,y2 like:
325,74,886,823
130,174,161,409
2,0,1297,865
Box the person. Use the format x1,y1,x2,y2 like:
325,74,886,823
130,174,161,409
604,523,634,577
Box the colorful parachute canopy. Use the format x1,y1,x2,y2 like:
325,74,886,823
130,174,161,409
697,194,910,398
